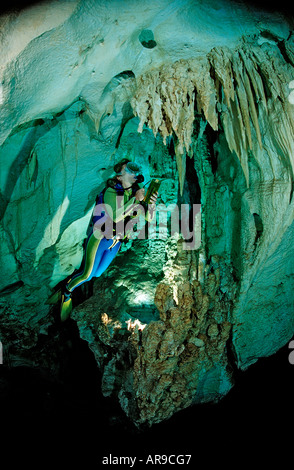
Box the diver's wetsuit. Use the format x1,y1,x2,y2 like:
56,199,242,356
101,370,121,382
66,181,140,293
60,180,151,321
66,235,122,292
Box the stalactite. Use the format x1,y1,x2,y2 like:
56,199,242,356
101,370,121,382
131,58,218,159
191,57,218,132
232,54,253,151
239,48,268,115
131,38,294,190
208,46,235,109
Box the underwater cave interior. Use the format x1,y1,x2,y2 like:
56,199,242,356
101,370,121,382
0,0,294,437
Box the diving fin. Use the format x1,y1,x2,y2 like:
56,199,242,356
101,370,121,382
60,294,72,322
46,289,62,305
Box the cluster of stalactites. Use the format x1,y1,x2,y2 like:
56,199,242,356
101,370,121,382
131,39,294,189
131,56,218,157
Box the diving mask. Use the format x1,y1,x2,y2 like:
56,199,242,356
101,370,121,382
124,162,142,176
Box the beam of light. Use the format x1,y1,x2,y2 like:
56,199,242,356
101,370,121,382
126,318,147,331
132,291,152,305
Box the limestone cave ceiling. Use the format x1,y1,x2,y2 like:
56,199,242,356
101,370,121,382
0,0,293,427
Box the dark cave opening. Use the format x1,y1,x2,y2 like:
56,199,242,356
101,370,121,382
204,121,219,176
185,155,202,206
139,29,157,49
179,154,202,244
253,212,264,247
0,320,293,463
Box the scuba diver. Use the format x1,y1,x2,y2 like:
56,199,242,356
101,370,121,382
59,158,158,321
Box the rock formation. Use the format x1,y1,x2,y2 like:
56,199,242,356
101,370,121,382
0,0,293,427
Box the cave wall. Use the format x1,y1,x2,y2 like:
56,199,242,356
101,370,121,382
0,0,294,427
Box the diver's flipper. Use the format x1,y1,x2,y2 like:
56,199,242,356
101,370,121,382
60,294,72,322
46,289,62,305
